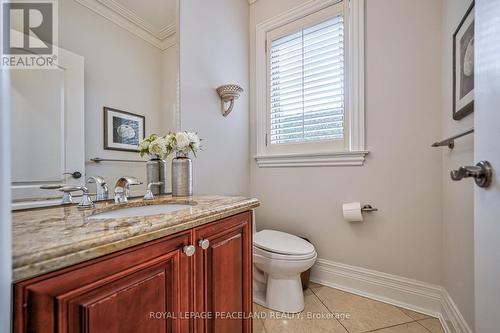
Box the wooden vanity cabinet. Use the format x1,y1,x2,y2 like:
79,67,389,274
193,211,253,333
13,211,253,333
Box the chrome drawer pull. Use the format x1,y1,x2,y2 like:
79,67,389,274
198,239,210,250
183,245,196,257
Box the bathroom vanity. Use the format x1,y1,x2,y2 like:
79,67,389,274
12,196,259,333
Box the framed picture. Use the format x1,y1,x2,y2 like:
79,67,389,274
453,1,475,120
103,107,145,152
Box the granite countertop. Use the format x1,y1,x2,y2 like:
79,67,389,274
12,195,260,282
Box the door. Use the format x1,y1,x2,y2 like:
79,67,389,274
474,1,500,332
193,212,253,333
11,47,85,210
13,232,192,333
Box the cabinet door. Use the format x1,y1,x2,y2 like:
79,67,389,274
13,232,192,333
193,212,253,333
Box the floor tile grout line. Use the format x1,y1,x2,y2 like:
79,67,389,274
262,321,268,333
312,284,436,322
309,286,351,333
259,316,268,333
398,307,435,322
311,284,416,320
351,315,418,333
415,319,435,333
396,307,418,321
256,285,443,333
361,319,423,333
310,285,420,333
255,305,268,333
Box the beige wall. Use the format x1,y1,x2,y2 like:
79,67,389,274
161,45,179,131
59,0,177,194
179,0,250,196
441,0,475,328
250,0,444,284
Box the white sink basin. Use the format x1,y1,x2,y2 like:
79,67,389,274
89,204,192,220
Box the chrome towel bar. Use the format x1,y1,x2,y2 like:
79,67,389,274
90,157,145,163
431,128,474,149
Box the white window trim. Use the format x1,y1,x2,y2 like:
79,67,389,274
254,0,367,167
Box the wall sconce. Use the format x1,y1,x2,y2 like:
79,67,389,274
216,84,243,117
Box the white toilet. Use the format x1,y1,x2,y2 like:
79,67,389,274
253,229,317,313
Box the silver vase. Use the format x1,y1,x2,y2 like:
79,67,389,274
172,152,192,197
146,157,168,195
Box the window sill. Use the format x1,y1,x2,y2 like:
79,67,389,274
254,151,369,168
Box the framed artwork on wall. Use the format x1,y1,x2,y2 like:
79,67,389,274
103,107,145,152
453,1,475,120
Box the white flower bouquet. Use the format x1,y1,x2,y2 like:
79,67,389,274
138,132,201,159
171,132,201,157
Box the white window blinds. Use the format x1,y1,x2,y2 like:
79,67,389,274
269,15,345,145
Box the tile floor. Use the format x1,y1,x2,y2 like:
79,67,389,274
253,282,445,333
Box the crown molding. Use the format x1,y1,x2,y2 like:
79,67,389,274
74,0,176,50
95,0,168,38
157,23,176,40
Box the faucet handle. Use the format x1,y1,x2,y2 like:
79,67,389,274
144,182,163,201
58,186,95,209
40,184,69,203
41,184,95,207
78,186,95,209
55,186,82,204
39,185,93,207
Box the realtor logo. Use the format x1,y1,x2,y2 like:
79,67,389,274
2,0,58,69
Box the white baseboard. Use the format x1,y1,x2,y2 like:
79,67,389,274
310,258,472,333
440,288,473,333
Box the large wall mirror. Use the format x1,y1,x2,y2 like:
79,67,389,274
10,0,179,209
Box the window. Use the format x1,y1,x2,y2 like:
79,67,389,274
255,0,366,167
269,14,345,146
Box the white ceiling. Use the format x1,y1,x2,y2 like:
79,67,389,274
113,0,177,32
78,0,178,49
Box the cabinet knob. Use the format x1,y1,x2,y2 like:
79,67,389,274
198,239,210,250
183,245,196,257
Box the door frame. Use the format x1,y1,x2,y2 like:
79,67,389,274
11,47,85,210
0,5,13,329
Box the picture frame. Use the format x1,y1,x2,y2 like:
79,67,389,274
453,1,475,120
103,107,145,152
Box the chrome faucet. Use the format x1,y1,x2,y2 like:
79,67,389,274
144,182,163,201
114,176,142,203
40,184,94,209
86,176,109,201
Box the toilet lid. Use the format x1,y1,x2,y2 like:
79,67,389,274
253,230,315,255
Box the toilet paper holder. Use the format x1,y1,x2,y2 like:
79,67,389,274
361,204,378,212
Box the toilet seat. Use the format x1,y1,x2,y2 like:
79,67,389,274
253,245,316,260
253,230,316,260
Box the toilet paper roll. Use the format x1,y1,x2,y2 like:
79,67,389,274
342,202,363,222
